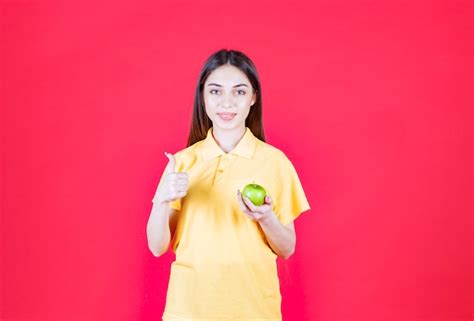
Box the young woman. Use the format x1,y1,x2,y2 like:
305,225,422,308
147,49,311,321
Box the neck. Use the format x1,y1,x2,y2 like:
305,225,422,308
211,125,246,153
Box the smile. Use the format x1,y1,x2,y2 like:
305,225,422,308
217,113,237,121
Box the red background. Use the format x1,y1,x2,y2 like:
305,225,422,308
1,1,472,321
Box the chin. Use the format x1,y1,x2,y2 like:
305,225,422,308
213,119,245,130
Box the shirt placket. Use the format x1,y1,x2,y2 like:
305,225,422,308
212,154,230,186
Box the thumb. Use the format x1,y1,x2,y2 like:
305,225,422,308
265,195,272,204
164,152,176,174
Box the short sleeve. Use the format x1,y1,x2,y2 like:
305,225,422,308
273,155,311,226
151,153,181,211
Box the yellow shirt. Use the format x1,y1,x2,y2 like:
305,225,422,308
152,127,311,321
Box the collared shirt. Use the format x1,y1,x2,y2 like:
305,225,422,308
152,126,311,321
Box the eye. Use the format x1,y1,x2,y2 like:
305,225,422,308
210,89,219,94
236,90,246,95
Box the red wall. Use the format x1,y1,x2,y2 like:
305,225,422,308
2,1,472,321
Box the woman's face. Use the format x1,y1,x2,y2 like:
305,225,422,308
203,64,256,130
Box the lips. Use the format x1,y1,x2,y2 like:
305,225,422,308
217,112,237,120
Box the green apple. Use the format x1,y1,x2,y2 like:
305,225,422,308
241,182,267,206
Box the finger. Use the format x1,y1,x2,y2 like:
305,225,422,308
164,152,176,174
167,182,188,195
236,190,246,208
241,205,254,219
175,182,189,190
265,195,272,205
176,172,189,179
172,181,189,190
169,173,189,186
237,191,252,214
176,175,189,184
173,190,187,198
242,194,257,212
167,172,188,181
243,212,255,221
167,178,179,187
167,177,188,188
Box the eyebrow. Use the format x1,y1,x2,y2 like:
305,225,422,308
207,83,249,88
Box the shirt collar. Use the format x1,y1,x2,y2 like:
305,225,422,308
200,127,257,160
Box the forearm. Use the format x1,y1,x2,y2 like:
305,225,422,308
146,201,172,257
258,212,295,259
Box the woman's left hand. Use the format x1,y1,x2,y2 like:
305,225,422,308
237,190,275,223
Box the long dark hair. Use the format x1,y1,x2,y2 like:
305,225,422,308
186,49,265,147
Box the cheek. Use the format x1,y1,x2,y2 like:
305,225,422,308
204,95,218,109
238,105,252,118
204,101,217,120
237,97,253,108
204,105,214,120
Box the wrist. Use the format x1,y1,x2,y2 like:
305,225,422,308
257,211,277,225
152,195,169,204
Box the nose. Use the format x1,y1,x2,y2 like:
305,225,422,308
221,93,234,108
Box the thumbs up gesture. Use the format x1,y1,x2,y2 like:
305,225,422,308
153,152,189,204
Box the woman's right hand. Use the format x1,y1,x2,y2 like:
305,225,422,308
153,152,189,204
